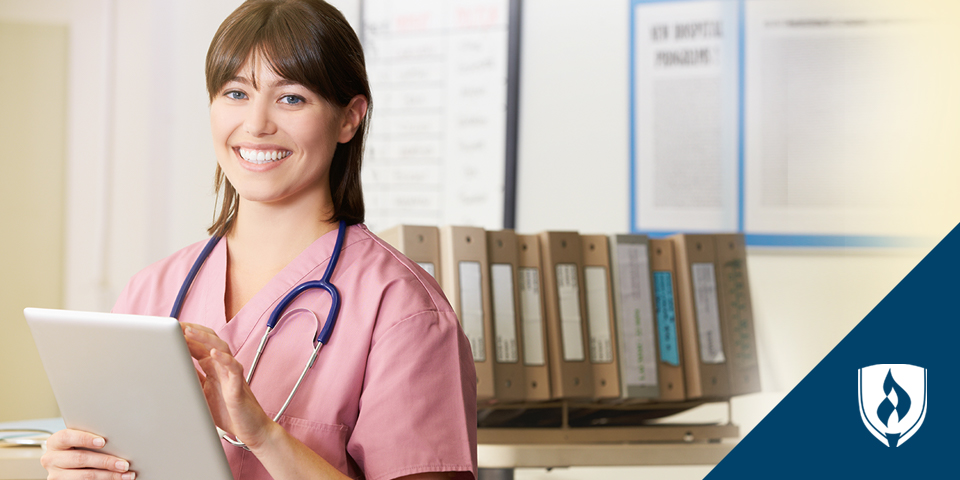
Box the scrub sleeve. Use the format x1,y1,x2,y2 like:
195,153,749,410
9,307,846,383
112,224,478,480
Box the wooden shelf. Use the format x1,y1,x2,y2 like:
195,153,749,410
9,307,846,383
479,442,736,469
479,423,738,444
477,400,739,476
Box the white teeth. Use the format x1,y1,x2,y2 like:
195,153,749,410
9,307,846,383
238,148,290,164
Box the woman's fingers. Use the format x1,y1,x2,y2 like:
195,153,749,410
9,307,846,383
212,348,243,374
204,347,274,446
54,452,132,474
181,323,228,348
180,322,215,336
44,428,104,451
177,324,271,448
181,323,231,360
42,429,136,479
207,348,246,402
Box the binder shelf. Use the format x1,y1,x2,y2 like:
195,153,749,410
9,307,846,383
476,400,738,478
477,399,739,444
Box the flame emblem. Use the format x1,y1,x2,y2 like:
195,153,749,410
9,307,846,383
858,364,926,447
876,369,911,429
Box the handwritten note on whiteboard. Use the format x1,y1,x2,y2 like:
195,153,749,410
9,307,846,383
362,0,510,232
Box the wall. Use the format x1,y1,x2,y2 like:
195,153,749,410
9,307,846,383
0,19,68,422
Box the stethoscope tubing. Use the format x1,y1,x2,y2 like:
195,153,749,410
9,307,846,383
265,217,345,344
169,234,221,319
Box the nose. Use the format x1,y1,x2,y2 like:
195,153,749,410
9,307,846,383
244,97,276,136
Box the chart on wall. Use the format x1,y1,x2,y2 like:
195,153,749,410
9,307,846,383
361,0,518,233
630,0,960,246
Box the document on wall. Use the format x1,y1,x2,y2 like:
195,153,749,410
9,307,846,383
742,0,957,237
631,0,740,233
362,0,510,233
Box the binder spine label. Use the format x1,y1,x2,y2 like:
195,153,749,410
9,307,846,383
491,263,520,363
653,271,680,366
584,266,614,364
555,263,586,362
692,262,726,364
458,261,486,362
417,262,436,278
616,243,658,386
722,259,756,366
518,267,546,366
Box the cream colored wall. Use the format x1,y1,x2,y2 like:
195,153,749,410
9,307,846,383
0,21,68,422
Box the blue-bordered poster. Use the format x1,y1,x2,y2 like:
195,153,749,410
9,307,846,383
629,0,960,247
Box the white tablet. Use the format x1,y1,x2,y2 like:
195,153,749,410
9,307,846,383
24,308,233,480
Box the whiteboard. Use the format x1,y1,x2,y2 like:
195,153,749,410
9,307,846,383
361,0,519,232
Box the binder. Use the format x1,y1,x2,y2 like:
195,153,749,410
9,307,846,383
377,225,442,284
714,233,762,396
670,233,730,399
537,231,594,399
580,235,621,399
608,234,663,401
485,229,527,402
516,234,551,401
647,238,686,401
439,226,495,401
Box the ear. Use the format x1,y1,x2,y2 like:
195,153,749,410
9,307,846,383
337,95,369,144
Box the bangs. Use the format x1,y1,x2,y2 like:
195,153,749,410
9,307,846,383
205,1,339,104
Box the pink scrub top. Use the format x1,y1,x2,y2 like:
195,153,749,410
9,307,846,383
113,224,478,480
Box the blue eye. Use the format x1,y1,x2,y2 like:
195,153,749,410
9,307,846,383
280,95,305,105
225,90,247,100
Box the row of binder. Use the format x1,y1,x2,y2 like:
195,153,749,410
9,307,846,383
378,225,761,404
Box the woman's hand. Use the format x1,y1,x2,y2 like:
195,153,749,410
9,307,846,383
41,429,135,479
181,323,275,450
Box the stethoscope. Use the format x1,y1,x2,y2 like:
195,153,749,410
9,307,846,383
170,219,347,450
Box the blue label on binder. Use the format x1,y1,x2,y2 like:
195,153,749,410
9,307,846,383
653,271,680,366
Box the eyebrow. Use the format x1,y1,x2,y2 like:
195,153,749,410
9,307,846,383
228,75,300,90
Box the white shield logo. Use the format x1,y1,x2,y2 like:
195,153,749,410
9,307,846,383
858,364,927,447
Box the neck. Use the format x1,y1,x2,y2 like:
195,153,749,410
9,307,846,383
227,195,338,268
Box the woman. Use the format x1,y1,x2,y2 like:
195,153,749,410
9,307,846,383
40,1,478,479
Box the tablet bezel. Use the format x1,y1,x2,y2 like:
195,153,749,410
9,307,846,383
24,307,234,479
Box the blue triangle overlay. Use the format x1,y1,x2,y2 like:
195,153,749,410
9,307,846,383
707,222,960,478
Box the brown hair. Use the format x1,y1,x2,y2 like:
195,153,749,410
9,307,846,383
205,0,370,236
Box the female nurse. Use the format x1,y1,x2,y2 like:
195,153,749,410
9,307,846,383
40,1,478,479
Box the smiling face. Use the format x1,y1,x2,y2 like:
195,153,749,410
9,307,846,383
204,0,372,235
209,56,355,212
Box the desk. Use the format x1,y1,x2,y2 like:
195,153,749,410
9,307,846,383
0,448,44,480
0,418,62,480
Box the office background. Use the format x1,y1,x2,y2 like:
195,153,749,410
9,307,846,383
2,0,957,479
